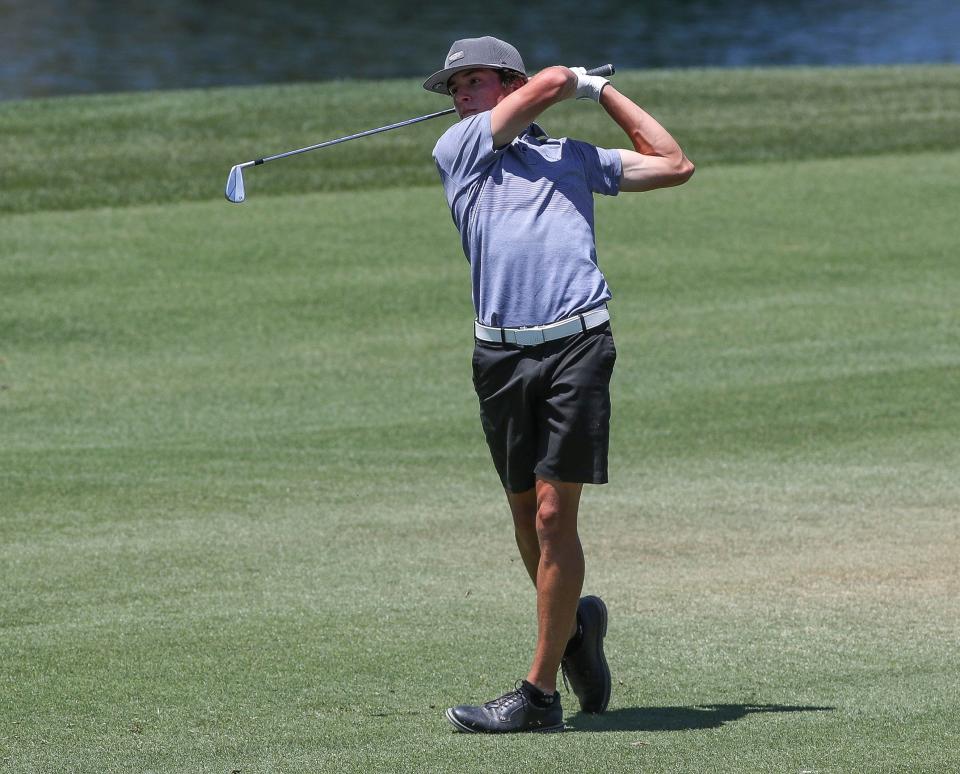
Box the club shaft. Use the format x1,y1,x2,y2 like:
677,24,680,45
245,64,615,168
253,108,455,166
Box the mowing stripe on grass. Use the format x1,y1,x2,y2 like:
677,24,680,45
2,143,958,771
1,65,958,214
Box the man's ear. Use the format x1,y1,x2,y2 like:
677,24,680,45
508,77,529,94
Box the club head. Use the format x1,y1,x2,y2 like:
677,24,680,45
225,165,245,203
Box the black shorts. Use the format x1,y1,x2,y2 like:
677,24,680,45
471,323,617,493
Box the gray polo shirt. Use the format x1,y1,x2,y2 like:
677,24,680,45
433,111,622,328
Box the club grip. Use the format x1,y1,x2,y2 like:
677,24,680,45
585,64,615,77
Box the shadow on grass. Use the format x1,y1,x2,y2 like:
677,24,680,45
567,703,834,732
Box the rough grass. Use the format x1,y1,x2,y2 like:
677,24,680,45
2,67,959,772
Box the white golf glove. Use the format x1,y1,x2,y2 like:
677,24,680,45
570,66,609,101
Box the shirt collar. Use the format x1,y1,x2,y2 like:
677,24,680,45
521,122,549,143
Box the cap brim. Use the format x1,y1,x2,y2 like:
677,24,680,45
422,64,525,95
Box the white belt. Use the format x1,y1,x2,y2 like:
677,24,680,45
474,307,610,347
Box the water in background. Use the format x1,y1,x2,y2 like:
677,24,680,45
2,0,958,100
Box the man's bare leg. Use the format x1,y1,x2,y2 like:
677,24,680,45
506,487,539,584
507,486,580,634
506,478,584,694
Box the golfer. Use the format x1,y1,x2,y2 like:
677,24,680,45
425,37,694,734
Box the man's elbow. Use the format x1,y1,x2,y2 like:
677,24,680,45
535,66,575,101
673,156,695,185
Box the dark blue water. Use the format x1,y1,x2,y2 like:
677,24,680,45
2,0,958,100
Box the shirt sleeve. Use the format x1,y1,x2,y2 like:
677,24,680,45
568,139,622,197
432,112,500,202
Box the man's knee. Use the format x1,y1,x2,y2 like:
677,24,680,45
535,500,576,543
508,488,536,524
534,480,581,540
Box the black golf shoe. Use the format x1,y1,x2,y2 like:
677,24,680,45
446,680,564,734
561,595,611,714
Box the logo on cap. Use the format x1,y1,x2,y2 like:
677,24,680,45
447,51,464,64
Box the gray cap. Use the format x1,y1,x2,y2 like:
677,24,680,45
422,36,526,95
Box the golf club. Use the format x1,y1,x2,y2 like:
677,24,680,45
225,64,615,203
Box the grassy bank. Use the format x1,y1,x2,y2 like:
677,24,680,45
2,67,959,771
1,65,959,213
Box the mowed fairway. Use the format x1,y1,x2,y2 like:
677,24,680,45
2,68,959,772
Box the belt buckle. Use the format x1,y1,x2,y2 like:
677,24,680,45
514,328,545,347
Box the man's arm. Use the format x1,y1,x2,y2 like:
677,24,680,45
600,85,695,192
489,66,576,148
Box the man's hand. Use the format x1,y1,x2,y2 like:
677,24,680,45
570,67,609,102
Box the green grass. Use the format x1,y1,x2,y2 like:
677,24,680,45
2,67,960,772
2,65,959,214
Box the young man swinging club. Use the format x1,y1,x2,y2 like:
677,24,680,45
425,37,694,734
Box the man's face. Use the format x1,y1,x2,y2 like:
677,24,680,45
447,69,514,119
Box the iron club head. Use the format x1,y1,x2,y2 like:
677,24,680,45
225,164,246,203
